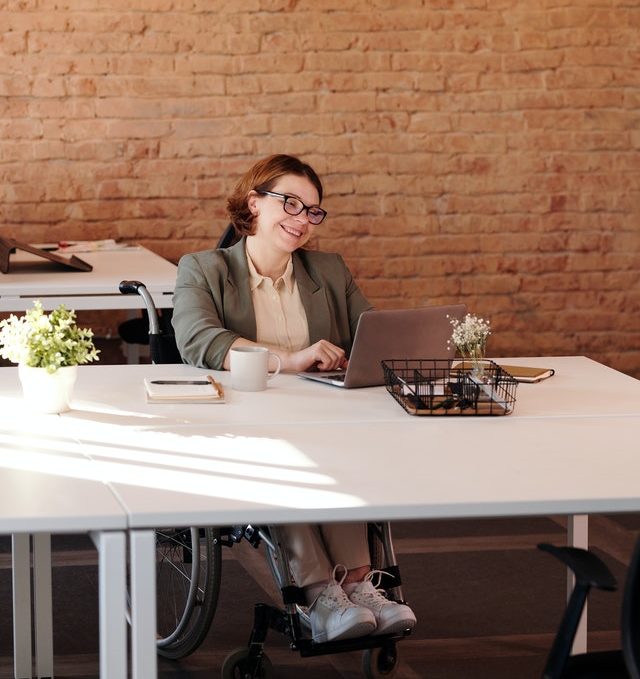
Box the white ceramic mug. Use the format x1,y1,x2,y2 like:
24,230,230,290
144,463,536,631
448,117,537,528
230,346,281,392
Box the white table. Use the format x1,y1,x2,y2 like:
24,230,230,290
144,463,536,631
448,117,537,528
0,245,176,312
47,356,640,678
3,356,639,678
56,356,640,428
0,243,175,676
0,406,128,679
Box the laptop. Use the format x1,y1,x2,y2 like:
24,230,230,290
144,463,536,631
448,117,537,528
298,304,467,388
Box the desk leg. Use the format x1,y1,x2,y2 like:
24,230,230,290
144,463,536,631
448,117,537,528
91,531,127,679
33,534,53,679
129,530,157,679
12,534,32,679
126,345,140,365
568,514,589,654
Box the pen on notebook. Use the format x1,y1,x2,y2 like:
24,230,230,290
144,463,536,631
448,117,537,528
206,375,224,399
150,380,209,385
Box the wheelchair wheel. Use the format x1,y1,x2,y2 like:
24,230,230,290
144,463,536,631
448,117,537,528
362,641,399,678
221,647,273,679
151,527,221,659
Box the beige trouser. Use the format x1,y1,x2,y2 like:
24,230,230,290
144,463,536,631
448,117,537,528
278,522,371,588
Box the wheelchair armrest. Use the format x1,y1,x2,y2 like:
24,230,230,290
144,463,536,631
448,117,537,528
538,543,617,591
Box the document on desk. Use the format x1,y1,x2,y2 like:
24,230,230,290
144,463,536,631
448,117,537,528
144,376,225,403
51,239,136,253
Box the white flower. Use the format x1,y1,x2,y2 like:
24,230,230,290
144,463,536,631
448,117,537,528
448,313,491,354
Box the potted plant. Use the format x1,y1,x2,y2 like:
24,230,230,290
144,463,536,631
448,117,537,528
0,301,100,413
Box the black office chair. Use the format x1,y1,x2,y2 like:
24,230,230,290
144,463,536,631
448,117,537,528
215,222,239,249
539,536,640,678
118,224,238,360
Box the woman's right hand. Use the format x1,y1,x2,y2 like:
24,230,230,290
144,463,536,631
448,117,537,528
284,340,347,373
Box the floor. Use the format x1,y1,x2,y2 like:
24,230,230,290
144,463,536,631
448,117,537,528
1,515,637,679
1,338,638,678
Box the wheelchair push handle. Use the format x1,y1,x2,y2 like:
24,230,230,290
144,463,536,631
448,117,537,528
118,279,161,335
119,279,145,295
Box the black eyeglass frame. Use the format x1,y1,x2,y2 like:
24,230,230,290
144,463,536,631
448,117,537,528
256,190,328,225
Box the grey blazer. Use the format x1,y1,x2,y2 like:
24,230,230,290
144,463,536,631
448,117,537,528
172,237,373,369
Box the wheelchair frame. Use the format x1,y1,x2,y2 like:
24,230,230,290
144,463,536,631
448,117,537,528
119,277,413,678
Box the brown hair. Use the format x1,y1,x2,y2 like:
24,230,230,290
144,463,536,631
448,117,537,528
226,154,324,237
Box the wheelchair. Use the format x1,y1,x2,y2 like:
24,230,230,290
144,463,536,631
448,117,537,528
118,229,413,677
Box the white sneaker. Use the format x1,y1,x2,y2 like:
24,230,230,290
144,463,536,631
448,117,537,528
347,571,417,636
309,566,377,643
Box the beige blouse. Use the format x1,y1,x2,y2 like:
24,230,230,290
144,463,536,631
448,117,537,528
245,248,310,352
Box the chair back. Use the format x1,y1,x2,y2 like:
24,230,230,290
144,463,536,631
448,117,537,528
622,534,640,679
216,222,238,249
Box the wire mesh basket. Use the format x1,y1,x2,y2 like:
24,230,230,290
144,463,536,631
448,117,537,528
382,359,518,416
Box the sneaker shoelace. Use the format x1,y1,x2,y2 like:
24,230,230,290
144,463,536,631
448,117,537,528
314,564,358,611
320,583,359,611
353,569,395,611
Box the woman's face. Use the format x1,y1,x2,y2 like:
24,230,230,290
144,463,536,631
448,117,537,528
248,173,321,254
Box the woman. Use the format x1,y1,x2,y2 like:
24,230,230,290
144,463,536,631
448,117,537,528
173,154,416,643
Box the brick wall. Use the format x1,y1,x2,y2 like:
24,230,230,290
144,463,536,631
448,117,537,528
1,0,639,376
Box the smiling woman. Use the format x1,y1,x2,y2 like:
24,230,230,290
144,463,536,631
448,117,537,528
172,154,372,375
171,153,417,645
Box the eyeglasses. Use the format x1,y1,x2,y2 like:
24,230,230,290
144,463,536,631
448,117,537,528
256,190,327,225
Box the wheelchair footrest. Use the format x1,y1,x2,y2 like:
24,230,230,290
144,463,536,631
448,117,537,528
294,630,410,658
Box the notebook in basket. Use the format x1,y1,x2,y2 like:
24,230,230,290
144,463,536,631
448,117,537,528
298,304,466,389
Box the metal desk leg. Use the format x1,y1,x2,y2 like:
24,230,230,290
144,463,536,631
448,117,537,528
129,530,157,679
33,534,53,679
12,534,32,679
569,514,589,654
91,531,127,679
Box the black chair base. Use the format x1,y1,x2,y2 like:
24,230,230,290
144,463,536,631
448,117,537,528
562,649,628,679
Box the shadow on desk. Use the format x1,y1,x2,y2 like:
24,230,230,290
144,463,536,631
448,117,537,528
1,514,637,679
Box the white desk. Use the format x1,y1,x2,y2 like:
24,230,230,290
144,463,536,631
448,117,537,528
0,409,128,679
57,356,640,430
66,415,640,525
0,245,176,312
45,356,640,678
2,357,639,678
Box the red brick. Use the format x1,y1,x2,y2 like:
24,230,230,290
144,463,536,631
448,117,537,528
0,3,637,378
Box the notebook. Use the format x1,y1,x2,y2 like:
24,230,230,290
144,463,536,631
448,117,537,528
497,365,555,383
144,376,225,403
298,304,467,389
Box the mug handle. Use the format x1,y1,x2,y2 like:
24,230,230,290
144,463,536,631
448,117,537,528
267,353,281,380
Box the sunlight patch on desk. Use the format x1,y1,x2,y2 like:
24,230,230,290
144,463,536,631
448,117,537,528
63,401,163,421
0,448,99,479
0,446,364,509
0,429,83,455
59,422,318,468
78,440,335,486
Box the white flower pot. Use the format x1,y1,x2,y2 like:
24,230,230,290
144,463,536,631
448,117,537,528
18,364,78,414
